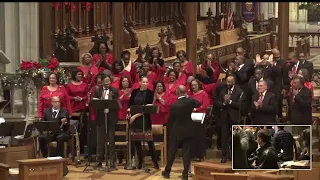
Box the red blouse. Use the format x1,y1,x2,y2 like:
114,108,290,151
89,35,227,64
134,71,158,85
181,61,194,77
118,89,132,120
78,65,99,86
198,61,220,82
66,82,89,112
188,90,210,113
165,81,184,96
163,72,187,85
111,77,121,89
38,85,72,117
151,92,176,125
202,83,217,105
92,53,114,72
150,63,166,81
126,63,138,83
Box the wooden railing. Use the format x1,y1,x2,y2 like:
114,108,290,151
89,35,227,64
289,32,320,48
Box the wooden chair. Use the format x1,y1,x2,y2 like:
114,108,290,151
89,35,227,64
114,121,129,164
141,125,167,167
0,163,10,180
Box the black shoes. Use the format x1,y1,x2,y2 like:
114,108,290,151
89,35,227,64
161,171,170,179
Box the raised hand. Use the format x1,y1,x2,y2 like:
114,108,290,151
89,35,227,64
255,54,262,65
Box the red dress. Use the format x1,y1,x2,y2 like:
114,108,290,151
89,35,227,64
118,89,132,120
132,82,154,91
150,63,166,81
112,70,131,80
163,72,187,85
66,82,89,112
92,53,114,72
111,77,121,89
78,65,99,86
188,90,210,113
165,81,183,96
202,83,217,105
181,61,194,77
38,85,72,117
134,71,158,85
198,61,220,82
151,93,176,125
124,62,138,83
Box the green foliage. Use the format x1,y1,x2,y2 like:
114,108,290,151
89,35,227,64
298,2,320,10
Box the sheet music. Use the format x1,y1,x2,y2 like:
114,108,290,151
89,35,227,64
47,156,63,160
191,113,206,124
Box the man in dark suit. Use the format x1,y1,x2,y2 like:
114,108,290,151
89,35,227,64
162,85,201,180
298,52,313,81
214,75,243,163
270,48,287,120
251,80,277,124
288,75,312,125
39,96,70,158
93,74,119,169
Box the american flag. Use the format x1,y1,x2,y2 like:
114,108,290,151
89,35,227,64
227,7,233,29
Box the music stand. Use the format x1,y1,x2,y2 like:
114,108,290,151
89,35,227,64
11,121,27,137
90,99,121,172
34,121,62,134
0,122,12,137
130,104,159,173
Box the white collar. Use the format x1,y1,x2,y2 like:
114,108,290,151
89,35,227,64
238,64,245,70
295,61,300,67
229,86,234,92
178,96,186,99
260,91,267,96
123,60,132,72
52,108,60,112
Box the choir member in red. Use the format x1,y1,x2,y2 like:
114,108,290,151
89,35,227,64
176,50,194,77
195,67,217,104
38,73,72,118
92,42,114,72
132,74,154,91
185,76,195,94
104,70,121,89
112,60,131,80
151,81,175,125
148,47,166,81
66,68,89,153
135,61,157,83
121,50,138,83
163,61,187,85
78,53,99,86
118,76,132,121
165,69,184,96
197,53,220,82
188,79,210,161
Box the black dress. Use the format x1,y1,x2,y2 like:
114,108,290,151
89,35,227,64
129,88,154,141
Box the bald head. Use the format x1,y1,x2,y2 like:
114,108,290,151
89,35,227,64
187,76,195,83
236,47,245,56
176,85,187,97
288,52,298,63
51,96,61,110
226,76,235,89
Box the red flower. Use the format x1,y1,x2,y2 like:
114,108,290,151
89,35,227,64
47,57,60,70
52,2,61,10
286,62,291,67
81,2,92,11
87,2,92,11
20,61,33,70
33,62,41,69
65,2,71,9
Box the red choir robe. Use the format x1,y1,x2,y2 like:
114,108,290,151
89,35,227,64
92,53,114,72
78,65,99,86
38,85,72,117
111,77,121,89
112,70,131,80
197,61,220,82
188,90,210,113
66,82,89,113
151,93,176,125
124,61,138,83
163,72,187,85
150,62,166,81
181,61,194,77
132,82,154,91
134,71,158,85
202,83,217,105
165,81,184,96
118,89,132,120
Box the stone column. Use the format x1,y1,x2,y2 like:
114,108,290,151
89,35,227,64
209,3,217,16
260,2,269,20
278,2,289,60
231,2,236,13
185,2,197,73
112,2,124,60
200,2,210,17
268,2,274,18
274,2,278,18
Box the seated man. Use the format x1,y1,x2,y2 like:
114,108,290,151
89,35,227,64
38,96,70,158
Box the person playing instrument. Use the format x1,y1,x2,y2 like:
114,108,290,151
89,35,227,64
38,73,72,118
93,74,119,169
92,42,114,72
128,76,159,169
39,96,70,158
78,53,99,85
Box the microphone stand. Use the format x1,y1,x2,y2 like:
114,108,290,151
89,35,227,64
82,55,104,172
141,106,151,173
